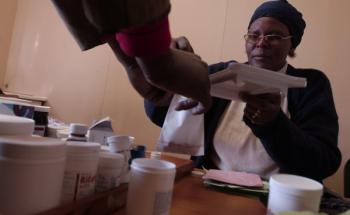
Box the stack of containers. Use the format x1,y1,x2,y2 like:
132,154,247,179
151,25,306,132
0,114,66,215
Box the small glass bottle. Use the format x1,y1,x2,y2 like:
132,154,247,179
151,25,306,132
67,123,88,142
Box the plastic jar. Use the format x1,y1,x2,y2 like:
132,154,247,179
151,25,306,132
268,174,323,214
127,158,176,215
0,114,34,135
0,135,66,215
95,152,124,192
107,135,135,183
67,123,88,142
61,141,100,203
33,105,50,137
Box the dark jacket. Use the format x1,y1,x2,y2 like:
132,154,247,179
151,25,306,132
145,61,341,182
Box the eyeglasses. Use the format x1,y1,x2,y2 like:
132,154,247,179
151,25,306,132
244,33,292,45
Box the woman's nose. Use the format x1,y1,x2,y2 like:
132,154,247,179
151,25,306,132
255,36,269,47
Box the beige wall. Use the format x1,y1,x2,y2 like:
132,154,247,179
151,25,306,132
0,0,17,89
2,0,350,195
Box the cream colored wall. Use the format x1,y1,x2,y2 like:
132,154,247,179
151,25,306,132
0,0,17,89
3,0,350,195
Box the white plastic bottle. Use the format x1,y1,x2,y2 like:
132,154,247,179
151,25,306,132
107,135,134,183
95,152,124,192
61,141,100,203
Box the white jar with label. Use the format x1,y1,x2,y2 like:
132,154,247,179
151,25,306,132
61,141,100,203
127,158,176,215
95,152,124,193
0,135,66,215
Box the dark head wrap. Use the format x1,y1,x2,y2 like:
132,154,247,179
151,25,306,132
248,0,306,48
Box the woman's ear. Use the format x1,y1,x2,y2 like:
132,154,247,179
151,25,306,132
288,48,296,58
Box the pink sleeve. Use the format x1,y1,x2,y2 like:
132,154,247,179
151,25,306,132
116,17,171,57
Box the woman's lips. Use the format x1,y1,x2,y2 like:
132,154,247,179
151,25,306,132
252,54,270,60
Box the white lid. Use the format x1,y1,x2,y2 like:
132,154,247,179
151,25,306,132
0,114,34,135
69,123,88,135
34,105,50,112
98,152,124,168
107,135,134,152
107,135,134,144
66,141,100,155
0,135,65,160
269,174,323,197
150,151,162,159
131,158,176,174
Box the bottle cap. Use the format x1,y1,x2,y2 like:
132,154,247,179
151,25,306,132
69,123,88,135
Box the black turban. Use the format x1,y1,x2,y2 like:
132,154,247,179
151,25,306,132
248,0,306,48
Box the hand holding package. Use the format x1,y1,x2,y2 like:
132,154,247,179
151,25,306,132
210,63,307,100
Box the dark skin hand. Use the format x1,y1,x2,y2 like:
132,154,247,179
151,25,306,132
239,92,282,125
108,36,205,112
108,39,173,106
169,36,208,114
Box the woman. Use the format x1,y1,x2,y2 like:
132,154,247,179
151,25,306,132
145,0,341,182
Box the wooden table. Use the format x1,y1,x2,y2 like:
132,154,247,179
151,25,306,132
39,155,267,215
113,173,267,215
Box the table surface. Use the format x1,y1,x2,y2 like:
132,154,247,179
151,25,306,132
113,173,267,215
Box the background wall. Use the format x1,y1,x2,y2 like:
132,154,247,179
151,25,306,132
2,0,349,195
0,0,17,89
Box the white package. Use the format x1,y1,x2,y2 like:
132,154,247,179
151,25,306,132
210,63,307,100
157,95,204,156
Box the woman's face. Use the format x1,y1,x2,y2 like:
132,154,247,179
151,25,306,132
245,17,293,71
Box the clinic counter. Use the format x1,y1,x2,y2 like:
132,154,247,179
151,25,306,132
113,173,267,215
39,155,267,215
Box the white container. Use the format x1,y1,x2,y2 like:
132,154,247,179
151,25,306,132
127,158,176,215
0,114,34,135
267,174,323,215
150,151,162,160
67,123,88,142
0,135,66,215
107,135,134,183
61,141,100,203
95,152,124,192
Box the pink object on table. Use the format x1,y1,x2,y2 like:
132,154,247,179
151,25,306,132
203,169,263,188
116,16,171,57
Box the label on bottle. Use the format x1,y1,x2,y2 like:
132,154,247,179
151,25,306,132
33,125,46,136
95,169,121,192
61,170,96,202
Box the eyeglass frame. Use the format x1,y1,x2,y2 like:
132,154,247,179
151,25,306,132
244,33,293,45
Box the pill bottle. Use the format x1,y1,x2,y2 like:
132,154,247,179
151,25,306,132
107,135,134,183
95,152,124,192
61,141,100,203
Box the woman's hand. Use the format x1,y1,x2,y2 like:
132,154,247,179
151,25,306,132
239,92,282,125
